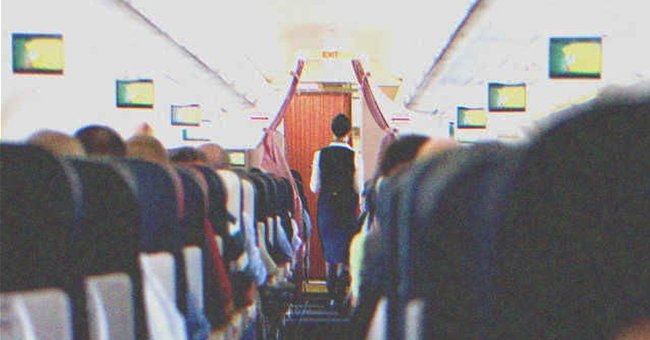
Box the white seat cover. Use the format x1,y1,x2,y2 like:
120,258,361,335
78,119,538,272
216,170,242,236
86,273,135,340
366,297,387,340
140,253,187,340
183,246,204,310
405,299,425,340
1,288,72,340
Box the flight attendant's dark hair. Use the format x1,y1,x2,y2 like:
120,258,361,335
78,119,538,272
331,114,351,138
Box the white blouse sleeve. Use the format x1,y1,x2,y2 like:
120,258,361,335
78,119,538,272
309,150,321,193
354,151,364,194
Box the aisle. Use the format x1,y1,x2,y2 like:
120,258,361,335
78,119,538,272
280,281,351,339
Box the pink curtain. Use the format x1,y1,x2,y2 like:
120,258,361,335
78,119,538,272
268,60,305,131
259,60,305,226
351,59,391,131
352,59,398,177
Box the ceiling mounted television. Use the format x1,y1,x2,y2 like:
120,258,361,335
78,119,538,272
171,104,202,126
549,37,602,79
228,150,247,167
116,79,154,108
488,83,526,112
457,107,487,129
12,33,64,74
181,129,210,142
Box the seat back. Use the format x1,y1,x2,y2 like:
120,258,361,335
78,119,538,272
495,96,650,339
0,144,78,293
187,168,234,328
401,143,520,339
175,167,207,248
118,159,188,316
194,166,244,264
69,159,147,339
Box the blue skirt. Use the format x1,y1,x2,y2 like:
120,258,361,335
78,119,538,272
317,191,359,264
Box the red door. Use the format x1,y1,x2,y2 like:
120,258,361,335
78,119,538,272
285,92,352,279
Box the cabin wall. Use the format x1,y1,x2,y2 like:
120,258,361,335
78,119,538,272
1,0,261,148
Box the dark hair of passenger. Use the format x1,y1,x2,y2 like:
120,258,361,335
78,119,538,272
331,113,351,138
379,134,431,176
74,125,126,157
168,147,207,164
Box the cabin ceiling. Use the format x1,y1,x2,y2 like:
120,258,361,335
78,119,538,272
408,0,650,119
125,0,476,106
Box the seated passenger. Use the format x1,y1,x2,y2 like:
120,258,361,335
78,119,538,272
169,147,207,165
198,143,230,170
126,135,168,164
74,125,126,158
27,129,85,157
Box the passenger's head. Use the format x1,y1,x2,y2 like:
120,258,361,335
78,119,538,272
416,138,460,159
169,147,206,165
198,143,230,169
27,130,85,157
133,122,154,137
379,134,431,176
74,125,126,157
331,114,351,139
126,135,168,164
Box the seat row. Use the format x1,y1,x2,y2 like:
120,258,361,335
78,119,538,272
365,94,650,339
0,145,305,340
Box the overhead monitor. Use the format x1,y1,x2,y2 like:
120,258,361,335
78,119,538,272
488,83,526,112
171,104,202,126
181,129,210,142
12,33,64,74
116,79,154,108
549,37,602,78
228,150,247,168
457,107,487,129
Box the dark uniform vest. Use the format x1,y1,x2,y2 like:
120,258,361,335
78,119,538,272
319,145,355,195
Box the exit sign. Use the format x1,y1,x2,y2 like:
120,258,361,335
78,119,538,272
322,51,339,58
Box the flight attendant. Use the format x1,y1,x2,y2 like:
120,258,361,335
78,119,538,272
310,113,361,309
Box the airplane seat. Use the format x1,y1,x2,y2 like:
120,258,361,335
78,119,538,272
495,95,650,339
0,144,78,292
372,170,408,340
1,288,73,340
116,160,189,330
258,174,293,266
0,145,82,339
246,173,280,276
237,173,270,287
186,168,235,329
193,166,245,267
399,143,521,339
217,170,255,311
69,159,145,340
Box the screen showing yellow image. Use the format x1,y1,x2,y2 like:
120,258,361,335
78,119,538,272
13,33,64,74
117,80,154,108
172,105,202,126
489,83,526,111
550,37,602,78
457,107,487,129
228,151,246,167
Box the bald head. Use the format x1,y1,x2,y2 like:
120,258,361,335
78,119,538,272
126,135,168,164
27,130,85,157
198,143,230,169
